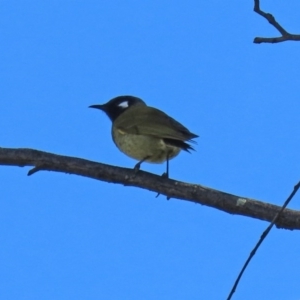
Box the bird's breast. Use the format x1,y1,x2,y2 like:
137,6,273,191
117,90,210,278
112,128,180,163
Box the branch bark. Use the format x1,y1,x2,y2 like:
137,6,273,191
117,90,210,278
1,147,300,230
253,0,300,43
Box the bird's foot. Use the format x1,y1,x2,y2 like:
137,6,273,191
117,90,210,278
134,162,141,173
133,156,151,173
161,172,168,179
156,172,170,199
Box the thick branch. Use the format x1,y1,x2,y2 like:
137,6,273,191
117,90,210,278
253,0,300,43
0,147,300,229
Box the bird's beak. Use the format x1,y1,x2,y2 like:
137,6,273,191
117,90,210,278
89,104,106,111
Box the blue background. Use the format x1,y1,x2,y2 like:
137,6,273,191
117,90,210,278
1,1,300,299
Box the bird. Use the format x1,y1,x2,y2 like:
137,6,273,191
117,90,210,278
89,95,198,177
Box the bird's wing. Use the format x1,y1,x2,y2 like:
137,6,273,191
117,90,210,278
114,105,198,141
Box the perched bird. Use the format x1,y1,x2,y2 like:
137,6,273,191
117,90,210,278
89,95,198,177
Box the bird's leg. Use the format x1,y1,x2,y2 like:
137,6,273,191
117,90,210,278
161,154,169,178
134,156,151,172
156,154,170,199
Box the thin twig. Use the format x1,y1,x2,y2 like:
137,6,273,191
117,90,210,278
227,181,300,300
253,0,300,43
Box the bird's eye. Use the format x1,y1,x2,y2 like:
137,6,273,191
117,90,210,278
118,101,129,108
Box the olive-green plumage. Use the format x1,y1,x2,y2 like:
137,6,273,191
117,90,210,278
114,103,195,141
89,95,198,175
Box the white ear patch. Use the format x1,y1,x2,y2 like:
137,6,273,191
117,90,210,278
118,101,129,108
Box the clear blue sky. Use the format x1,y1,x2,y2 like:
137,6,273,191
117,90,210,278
1,1,300,299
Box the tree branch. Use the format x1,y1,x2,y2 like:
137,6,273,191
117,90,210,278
1,147,300,229
253,0,300,43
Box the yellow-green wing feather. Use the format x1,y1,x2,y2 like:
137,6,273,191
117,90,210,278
114,105,197,141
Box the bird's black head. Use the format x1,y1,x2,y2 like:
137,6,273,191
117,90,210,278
89,95,146,122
